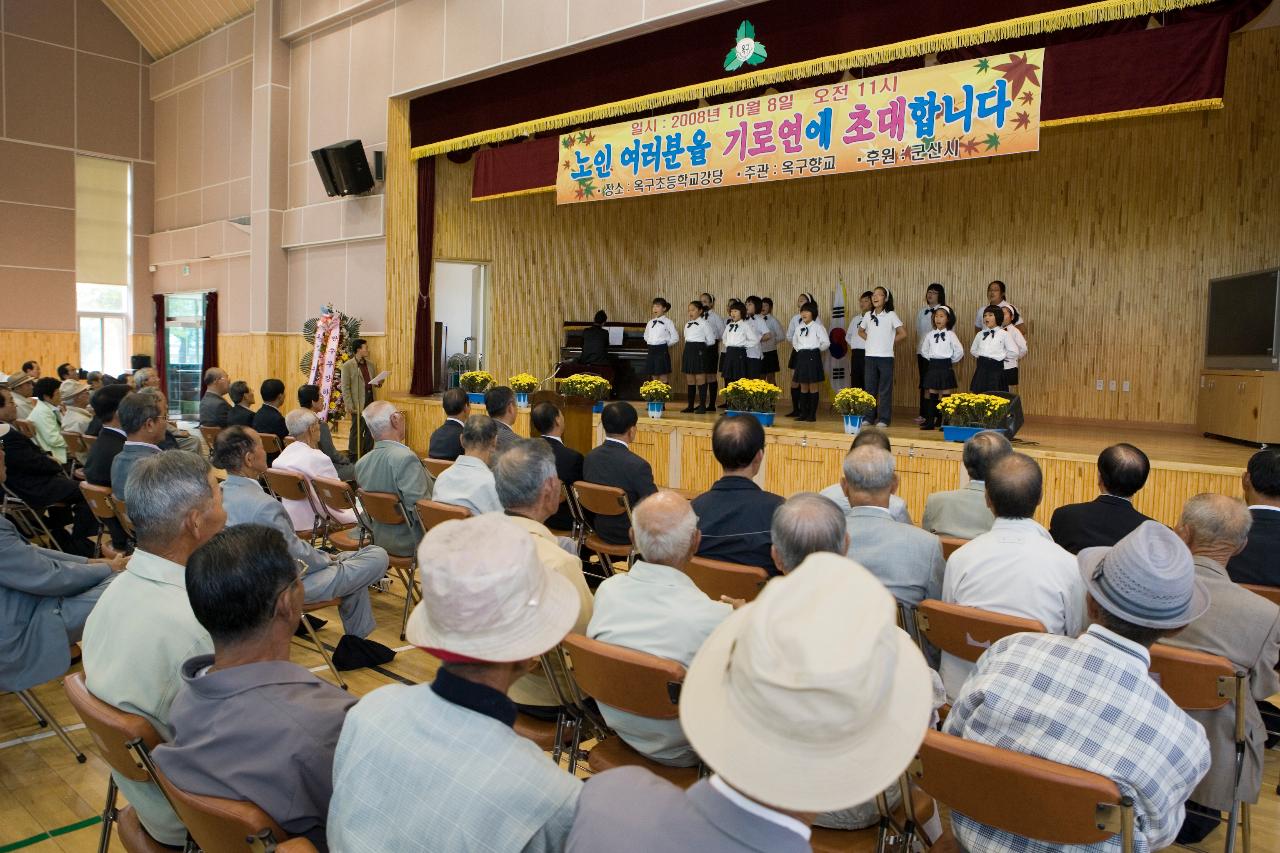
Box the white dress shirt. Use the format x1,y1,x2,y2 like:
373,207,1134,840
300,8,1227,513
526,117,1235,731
974,300,1026,329
791,320,830,352
916,305,940,340
61,405,93,435
760,314,784,353
849,313,867,351
1002,324,1028,369
709,775,811,841
643,316,679,346
429,454,502,516
940,517,1087,699
919,329,964,362
858,311,903,357
970,327,1017,362
272,440,357,530
746,315,767,359
704,309,726,342
721,319,760,350
683,318,716,345
785,312,803,343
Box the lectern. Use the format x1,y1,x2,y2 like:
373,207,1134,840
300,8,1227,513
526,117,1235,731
529,391,595,456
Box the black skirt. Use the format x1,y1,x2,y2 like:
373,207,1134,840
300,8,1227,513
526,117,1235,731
971,357,1008,393
793,349,825,383
746,356,763,378
787,349,798,369
762,350,780,373
916,354,930,390
1004,366,1020,387
702,344,720,374
644,344,671,375
682,341,708,374
722,347,749,382
922,357,957,391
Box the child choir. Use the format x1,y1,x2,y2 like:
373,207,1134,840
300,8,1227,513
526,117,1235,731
644,279,1026,428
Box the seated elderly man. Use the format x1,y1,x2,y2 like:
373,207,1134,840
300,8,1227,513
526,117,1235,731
589,491,731,766
110,392,167,500
427,388,469,461
83,384,130,487
214,427,394,670
921,430,1010,539
132,367,160,391
28,377,68,464
430,414,503,515
818,427,911,523
769,492,848,574
945,522,1212,853
1167,494,1280,843
1050,443,1154,554
569,553,935,852
226,380,255,426
198,368,231,427
354,401,434,557
153,525,356,851
329,515,582,851
691,415,785,573
495,438,594,718
272,408,357,531
0,434,123,694
940,452,1085,699
1227,447,1280,587
6,371,37,419
485,385,521,453
842,445,944,608
298,384,353,480
82,451,225,846
59,378,94,438
583,402,657,546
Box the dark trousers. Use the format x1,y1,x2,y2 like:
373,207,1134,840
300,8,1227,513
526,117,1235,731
348,412,375,459
851,350,866,391
865,357,895,424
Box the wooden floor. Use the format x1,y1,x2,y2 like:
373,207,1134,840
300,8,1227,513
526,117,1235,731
2,586,1278,852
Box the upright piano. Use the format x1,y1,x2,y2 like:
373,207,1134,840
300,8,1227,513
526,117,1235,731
558,321,648,400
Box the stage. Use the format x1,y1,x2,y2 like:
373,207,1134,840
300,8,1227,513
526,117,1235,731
389,395,1252,529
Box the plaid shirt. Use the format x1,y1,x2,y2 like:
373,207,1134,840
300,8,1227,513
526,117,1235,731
944,625,1210,853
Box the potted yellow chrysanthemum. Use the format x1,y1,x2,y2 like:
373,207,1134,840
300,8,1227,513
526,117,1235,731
459,370,495,404
935,393,1012,442
558,373,612,412
640,380,672,419
833,387,877,435
509,373,539,408
720,379,782,427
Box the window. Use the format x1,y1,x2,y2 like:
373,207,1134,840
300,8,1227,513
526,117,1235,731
164,294,206,419
75,156,132,375
77,283,129,375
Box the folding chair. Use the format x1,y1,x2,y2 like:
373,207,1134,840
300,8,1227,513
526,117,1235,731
63,671,170,852
571,481,635,578
261,469,324,543
309,476,368,552
7,680,86,763
546,483,585,545
909,729,1135,853
62,429,88,463
80,482,123,557
938,536,969,559
913,600,1046,664
293,597,347,691
422,458,454,478
1,485,62,550
83,432,98,450
114,496,135,540
283,436,296,447
1149,643,1249,853
13,418,36,438
258,434,283,456
136,746,292,853
560,633,700,787
199,426,222,454
1240,584,1280,608
358,489,422,640
683,556,769,603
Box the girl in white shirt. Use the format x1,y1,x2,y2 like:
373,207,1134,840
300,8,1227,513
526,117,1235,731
720,300,760,384
699,292,725,410
915,283,947,424
1001,305,1028,392
789,300,830,422
973,279,1026,331
758,297,785,384
857,286,906,427
744,296,767,379
643,297,680,383
970,305,1016,393
785,292,817,417
918,306,964,430
849,290,872,394
681,301,716,413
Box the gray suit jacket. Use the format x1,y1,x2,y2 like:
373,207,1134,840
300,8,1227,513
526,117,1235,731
0,515,111,690
844,505,945,607
1165,555,1280,810
354,440,435,557
220,475,336,575
495,420,520,454
922,481,994,540
567,768,810,853
198,392,231,427
111,443,162,500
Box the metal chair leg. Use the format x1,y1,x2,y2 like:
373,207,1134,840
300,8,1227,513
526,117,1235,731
1241,802,1251,853
97,775,118,853
301,617,347,691
396,562,418,641
17,690,48,726
19,689,85,762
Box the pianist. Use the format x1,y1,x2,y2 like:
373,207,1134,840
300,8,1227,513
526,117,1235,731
577,310,611,364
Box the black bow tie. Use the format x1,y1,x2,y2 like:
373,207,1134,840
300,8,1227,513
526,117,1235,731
871,314,880,326
650,319,659,327
687,321,697,328
728,322,738,332
800,327,810,336
933,332,946,342
982,330,995,339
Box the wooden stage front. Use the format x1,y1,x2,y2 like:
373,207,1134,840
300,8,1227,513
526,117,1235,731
390,395,1255,529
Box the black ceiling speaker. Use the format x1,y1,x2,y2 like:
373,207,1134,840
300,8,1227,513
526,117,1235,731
311,140,374,197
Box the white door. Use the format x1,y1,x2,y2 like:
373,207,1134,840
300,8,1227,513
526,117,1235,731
434,261,488,374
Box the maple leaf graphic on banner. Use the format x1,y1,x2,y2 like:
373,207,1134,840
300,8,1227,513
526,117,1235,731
960,137,981,155
577,131,591,146
1019,91,1035,105
562,159,572,171
562,136,575,149
584,132,596,146
983,132,1001,150
993,53,1041,100
574,186,585,200
1013,111,1031,131
974,58,990,74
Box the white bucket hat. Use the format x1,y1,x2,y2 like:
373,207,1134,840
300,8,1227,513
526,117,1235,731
405,513,580,662
59,379,90,400
1080,520,1209,629
679,552,934,813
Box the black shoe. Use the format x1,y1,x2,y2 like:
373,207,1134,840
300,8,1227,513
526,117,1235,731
680,405,695,413
331,635,396,671
1175,802,1221,845
294,614,328,638
694,405,706,414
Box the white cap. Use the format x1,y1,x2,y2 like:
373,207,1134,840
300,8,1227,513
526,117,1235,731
59,379,90,400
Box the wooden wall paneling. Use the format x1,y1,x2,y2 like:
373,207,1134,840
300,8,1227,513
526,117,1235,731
384,98,418,394
628,423,673,488
0,331,81,378
892,449,964,524
409,29,1280,427
763,434,848,497
216,333,388,411
1131,465,1243,527
677,428,720,494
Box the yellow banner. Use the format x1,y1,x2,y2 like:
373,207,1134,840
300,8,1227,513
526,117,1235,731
556,49,1044,205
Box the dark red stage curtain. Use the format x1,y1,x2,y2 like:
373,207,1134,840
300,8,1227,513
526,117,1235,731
152,293,168,397
410,157,435,396
409,0,1246,151
472,137,559,200
199,290,218,397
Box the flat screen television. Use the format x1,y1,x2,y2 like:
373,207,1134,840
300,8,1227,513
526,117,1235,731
1204,268,1280,371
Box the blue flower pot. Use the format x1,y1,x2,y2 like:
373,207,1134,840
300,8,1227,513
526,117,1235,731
842,414,864,435
942,425,1013,443
466,392,485,405
515,391,529,408
646,401,665,419
592,401,604,413
726,409,775,428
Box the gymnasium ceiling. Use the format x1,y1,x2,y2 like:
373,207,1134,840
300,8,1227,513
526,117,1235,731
100,0,253,60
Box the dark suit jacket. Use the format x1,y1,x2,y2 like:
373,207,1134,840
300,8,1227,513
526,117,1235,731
578,325,610,364
691,476,786,574
1049,494,1152,555
0,429,80,508
227,405,254,426
83,427,126,487
1227,507,1280,587
544,435,584,531
198,392,231,427
582,439,656,545
252,404,288,439
427,418,464,461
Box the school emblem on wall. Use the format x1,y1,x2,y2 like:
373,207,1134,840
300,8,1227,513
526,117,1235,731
724,20,767,72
